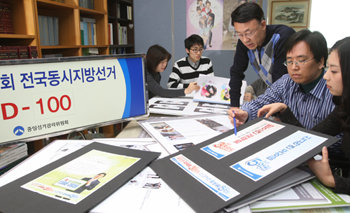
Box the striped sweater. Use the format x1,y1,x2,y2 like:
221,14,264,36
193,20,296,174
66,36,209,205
167,56,213,89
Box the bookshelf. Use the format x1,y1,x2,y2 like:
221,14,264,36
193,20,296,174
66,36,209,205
0,0,109,58
108,0,135,54
0,0,135,153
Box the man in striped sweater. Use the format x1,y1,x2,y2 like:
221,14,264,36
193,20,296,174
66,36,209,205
168,34,214,89
229,30,335,130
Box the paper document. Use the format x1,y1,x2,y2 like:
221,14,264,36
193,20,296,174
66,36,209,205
149,97,230,116
139,114,233,154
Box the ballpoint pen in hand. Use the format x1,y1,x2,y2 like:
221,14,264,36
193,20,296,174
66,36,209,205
233,111,237,136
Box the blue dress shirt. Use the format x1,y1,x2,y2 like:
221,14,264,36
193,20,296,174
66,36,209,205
241,73,335,129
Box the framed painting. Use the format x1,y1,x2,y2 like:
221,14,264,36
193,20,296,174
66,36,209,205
269,0,310,29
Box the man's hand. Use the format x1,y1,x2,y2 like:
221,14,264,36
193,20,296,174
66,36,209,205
228,107,248,127
257,103,287,118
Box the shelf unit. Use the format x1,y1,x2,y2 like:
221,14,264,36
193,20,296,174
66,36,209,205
0,0,135,152
108,0,135,54
0,0,110,57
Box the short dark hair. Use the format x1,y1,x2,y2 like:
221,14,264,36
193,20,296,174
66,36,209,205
231,2,264,25
185,34,204,50
146,45,171,73
284,29,328,67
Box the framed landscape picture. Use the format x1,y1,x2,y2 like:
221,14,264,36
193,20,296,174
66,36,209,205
269,0,310,29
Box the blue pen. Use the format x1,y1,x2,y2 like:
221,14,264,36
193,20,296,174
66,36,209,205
233,112,237,136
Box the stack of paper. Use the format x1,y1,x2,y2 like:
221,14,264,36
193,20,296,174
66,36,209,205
148,97,230,116
0,143,27,171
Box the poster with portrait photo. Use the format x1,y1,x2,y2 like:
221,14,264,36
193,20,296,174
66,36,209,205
0,143,160,213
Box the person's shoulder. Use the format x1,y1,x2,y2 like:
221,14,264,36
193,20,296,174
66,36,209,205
174,57,188,66
200,56,211,61
175,56,187,63
274,73,294,86
267,24,295,36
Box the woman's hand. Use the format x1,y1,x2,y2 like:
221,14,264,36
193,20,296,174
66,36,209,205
184,82,200,94
257,103,287,118
308,146,335,188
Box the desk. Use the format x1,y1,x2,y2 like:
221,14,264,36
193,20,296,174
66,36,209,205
0,124,194,213
1,120,348,213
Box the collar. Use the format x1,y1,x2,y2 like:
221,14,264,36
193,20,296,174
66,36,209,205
260,25,272,48
300,71,324,93
187,57,200,69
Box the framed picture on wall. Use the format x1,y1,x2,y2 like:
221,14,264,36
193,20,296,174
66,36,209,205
269,0,310,29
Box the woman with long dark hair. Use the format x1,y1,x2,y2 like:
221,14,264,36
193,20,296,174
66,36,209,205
145,45,199,99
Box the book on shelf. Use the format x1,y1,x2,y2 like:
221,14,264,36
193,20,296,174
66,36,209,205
38,15,59,46
18,46,29,59
127,5,132,20
28,46,38,58
108,23,114,45
0,46,38,60
117,23,128,45
0,0,14,34
109,47,127,54
79,0,94,9
6,46,18,59
82,47,99,56
116,3,120,19
80,17,97,45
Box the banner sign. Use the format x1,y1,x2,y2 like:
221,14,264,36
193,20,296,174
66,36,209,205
0,56,147,144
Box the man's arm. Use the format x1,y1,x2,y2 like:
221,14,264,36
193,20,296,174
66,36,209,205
229,41,249,107
241,75,287,120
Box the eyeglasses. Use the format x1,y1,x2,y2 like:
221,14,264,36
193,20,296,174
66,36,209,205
236,26,261,40
190,48,204,53
237,29,258,39
283,58,314,67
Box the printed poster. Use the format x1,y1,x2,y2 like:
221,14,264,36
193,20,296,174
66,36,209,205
201,119,285,159
186,0,262,50
21,149,140,204
231,131,327,181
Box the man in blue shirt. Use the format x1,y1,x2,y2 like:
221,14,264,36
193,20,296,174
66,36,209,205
229,30,334,130
229,2,295,107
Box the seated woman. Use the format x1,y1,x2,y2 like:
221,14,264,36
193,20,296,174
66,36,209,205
258,37,350,194
145,45,199,99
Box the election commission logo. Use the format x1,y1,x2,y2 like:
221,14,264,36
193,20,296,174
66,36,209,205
13,126,25,136
246,158,270,171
